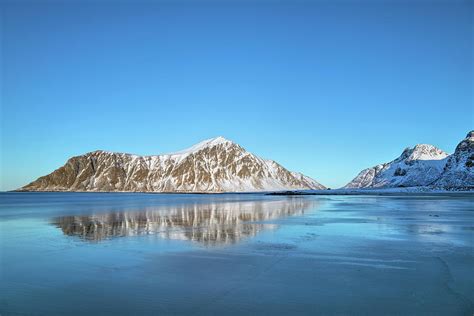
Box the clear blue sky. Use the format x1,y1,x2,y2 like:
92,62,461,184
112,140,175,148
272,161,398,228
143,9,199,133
1,0,472,191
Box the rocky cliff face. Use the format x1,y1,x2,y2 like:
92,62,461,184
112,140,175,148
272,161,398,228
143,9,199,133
344,144,449,189
20,137,325,192
433,131,474,189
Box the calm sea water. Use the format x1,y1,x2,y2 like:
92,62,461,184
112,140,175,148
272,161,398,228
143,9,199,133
1,192,473,315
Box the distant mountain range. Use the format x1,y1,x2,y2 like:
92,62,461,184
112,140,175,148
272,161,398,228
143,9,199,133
345,131,474,190
20,137,325,192
19,131,474,193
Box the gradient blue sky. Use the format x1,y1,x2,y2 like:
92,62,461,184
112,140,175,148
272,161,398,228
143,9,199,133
1,0,472,191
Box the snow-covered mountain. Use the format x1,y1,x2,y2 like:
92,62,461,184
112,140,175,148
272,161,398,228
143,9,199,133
344,131,474,190
433,131,474,189
344,144,449,189
20,136,325,192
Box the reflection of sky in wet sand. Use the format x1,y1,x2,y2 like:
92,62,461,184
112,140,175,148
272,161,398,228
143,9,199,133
52,199,320,245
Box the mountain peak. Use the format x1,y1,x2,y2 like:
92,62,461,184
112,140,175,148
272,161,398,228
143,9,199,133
400,144,448,162
82,150,114,157
454,131,474,152
413,144,436,150
167,136,237,156
204,136,234,146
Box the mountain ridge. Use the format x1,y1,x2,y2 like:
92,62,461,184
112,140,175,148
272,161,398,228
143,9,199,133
344,131,473,190
19,137,326,193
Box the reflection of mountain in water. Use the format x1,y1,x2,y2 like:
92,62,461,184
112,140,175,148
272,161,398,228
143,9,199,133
53,199,319,245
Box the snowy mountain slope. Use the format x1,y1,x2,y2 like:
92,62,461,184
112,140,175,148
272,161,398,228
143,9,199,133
433,131,474,189
20,137,325,192
344,144,449,189
291,171,326,190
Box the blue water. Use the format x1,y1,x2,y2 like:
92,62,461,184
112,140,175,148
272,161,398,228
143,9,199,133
1,192,473,315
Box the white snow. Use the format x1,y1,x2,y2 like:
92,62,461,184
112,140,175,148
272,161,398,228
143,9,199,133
165,136,234,156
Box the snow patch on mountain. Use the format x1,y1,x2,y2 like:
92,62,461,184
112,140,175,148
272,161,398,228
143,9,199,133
164,136,235,160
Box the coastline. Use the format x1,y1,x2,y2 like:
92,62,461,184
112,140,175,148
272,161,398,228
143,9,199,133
7,188,474,196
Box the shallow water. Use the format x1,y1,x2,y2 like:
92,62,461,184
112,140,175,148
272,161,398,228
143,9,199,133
1,192,473,315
